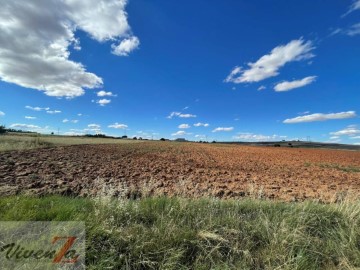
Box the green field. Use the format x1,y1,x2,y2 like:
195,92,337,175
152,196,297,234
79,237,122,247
0,196,359,269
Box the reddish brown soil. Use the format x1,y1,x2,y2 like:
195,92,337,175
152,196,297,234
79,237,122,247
1,142,359,201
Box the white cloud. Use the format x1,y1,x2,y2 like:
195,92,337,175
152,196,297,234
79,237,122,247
350,136,360,139
330,136,340,140
63,119,78,124
178,124,190,129
46,110,61,114
212,127,234,132
344,0,360,16
233,133,287,141
97,90,117,97
0,0,138,98
25,106,49,111
171,130,189,136
330,125,360,136
25,116,36,120
9,123,40,130
347,23,360,36
77,113,82,116
274,76,317,92
225,39,314,83
97,99,111,106
167,112,197,119
283,111,356,123
194,122,209,127
0,111,4,116
258,85,266,91
195,134,206,138
108,123,128,129
111,36,140,56
88,124,101,129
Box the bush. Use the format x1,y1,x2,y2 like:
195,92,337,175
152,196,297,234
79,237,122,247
160,138,166,141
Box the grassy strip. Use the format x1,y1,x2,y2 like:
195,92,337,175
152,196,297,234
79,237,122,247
0,134,141,152
0,196,359,269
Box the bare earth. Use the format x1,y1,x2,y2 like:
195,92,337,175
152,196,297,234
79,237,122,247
1,142,359,202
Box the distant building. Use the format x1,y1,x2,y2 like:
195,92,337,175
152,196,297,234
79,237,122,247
174,138,187,142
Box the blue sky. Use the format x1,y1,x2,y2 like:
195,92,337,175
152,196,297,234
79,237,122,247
0,0,359,143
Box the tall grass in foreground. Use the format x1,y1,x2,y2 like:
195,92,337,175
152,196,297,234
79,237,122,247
0,196,359,269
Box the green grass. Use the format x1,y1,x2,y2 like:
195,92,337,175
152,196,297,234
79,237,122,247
0,196,359,269
319,163,360,173
0,134,142,152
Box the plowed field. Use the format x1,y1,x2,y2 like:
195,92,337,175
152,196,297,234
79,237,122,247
1,142,359,201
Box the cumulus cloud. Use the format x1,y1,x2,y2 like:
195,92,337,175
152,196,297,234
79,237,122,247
194,122,209,127
108,123,128,129
225,39,314,83
0,0,138,98
46,110,62,114
97,90,117,97
88,124,101,129
25,106,49,111
178,124,190,129
330,125,360,136
25,116,36,120
212,127,234,132
111,36,140,56
0,111,4,116
233,133,287,141
10,123,41,130
274,76,317,92
63,119,78,124
167,112,197,119
171,130,189,136
97,99,111,106
283,111,356,123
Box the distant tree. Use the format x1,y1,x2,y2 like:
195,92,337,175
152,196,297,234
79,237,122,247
121,135,128,139
160,138,166,141
133,137,137,140
138,137,143,140
51,132,54,135
0,125,6,134
211,140,216,143
274,144,281,147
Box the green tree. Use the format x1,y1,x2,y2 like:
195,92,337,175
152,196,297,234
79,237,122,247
0,125,6,134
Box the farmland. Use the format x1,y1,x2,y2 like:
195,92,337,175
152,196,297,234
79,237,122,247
0,137,359,202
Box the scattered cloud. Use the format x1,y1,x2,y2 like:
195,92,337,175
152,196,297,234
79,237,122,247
330,125,360,136
108,123,128,129
347,23,360,36
283,111,356,123
195,134,206,139
88,124,101,129
97,99,111,106
225,39,314,83
62,119,78,124
111,36,140,56
0,111,4,116
343,0,360,16
97,91,117,97
298,111,310,115
9,123,40,130
178,124,190,129
274,76,317,92
46,110,62,114
194,122,209,127
212,127,234,132
183,106,189,110
258,85,266,91
167,112,197,119
25,116,36,120
171,130,190,136
77,113,82,116
25,106,49,111
233,133,287,141
0,1,138,97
